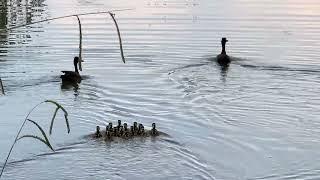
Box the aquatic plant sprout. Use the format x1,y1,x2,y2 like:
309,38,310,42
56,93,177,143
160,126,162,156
0,100,69,179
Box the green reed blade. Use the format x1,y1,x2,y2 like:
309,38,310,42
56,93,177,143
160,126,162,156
26,119,53,150
17,135,54,151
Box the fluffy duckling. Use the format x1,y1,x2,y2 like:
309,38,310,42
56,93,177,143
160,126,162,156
117,120,122,129
130,125,134,136
217,37,230,65
138,124,145,136
123,123,129,137
119,125,124,137
95,126,102,138
108,122,113,135
105,129,112,140
113,127,119,137
133,122,138,135
150,123,159,136
105,125,109,136
108,122,113,130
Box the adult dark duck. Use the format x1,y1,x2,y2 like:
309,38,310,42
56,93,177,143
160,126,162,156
216,37,230,65
60,56,82,83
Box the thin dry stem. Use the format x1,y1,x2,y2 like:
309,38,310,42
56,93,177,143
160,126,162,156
0,78,4,95
76,15,83,71
109,13,126,63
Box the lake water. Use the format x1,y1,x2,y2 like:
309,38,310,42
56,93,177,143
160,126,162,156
0,0,320,179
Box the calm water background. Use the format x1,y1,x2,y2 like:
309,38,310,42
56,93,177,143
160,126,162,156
0,0,320,179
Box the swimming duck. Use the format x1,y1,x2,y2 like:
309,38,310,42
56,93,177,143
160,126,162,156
108,122,113,130
133,122,138,135
150,123,159,136
105,125,109,135
95,126,102,138
123,123,129,137
113,127,118,137
138,124,145,136
107,122,113,136
130,125,134,136
105,129,112,139
216,38,230,65
119,125,124,137
117,120,122,130
61,56,82,83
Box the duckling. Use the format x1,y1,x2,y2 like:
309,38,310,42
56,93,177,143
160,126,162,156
95,126,102,138
137,124,144,135
138,124,145,136
133,122,138,135
61,56,82,83
108,122,113,130
108,122,113,135
130,125,134,136
117,120,122,130
113,127,118,137
216,37,230,65
123,123,129,137
105,129,112,140
105,125,109,136
150,123,159,136
119,125,124,137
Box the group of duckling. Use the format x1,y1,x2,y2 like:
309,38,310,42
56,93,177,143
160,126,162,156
94,120,159,140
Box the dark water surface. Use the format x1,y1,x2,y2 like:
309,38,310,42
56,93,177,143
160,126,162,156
1,0,320,179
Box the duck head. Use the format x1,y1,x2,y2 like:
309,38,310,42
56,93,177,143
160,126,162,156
109,122,113,130
152,123,156,130
124,123,128,131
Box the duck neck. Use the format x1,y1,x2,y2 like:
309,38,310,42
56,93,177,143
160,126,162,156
221,42,226,54
74,62,79,73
